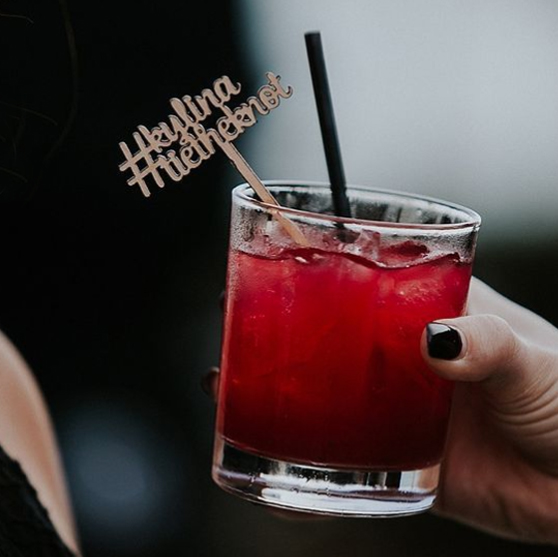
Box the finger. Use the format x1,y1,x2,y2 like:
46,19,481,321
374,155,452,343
201,367,220,402
422,315,558,468
422,315,538,386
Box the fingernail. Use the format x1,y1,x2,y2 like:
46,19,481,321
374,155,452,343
201,367,218,396
426,323,463,360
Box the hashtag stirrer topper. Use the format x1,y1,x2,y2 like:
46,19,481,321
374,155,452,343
118,73,308,247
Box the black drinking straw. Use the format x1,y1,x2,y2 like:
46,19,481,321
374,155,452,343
305,31,352,219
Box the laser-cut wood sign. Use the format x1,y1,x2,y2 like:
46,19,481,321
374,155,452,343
118,72,307,245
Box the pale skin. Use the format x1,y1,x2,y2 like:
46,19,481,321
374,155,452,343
423,277,558,545
0,331,80,555
207,277,558,545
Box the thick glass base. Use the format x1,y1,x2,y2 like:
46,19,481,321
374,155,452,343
212,435,439,517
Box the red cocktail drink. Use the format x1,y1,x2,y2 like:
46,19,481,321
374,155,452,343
213,182,480,516
219,246,471,471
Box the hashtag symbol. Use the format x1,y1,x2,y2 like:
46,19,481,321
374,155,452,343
118,132,165,198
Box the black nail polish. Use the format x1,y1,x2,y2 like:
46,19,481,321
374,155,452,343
426,323,463,360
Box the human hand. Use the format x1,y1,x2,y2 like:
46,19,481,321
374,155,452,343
422,277,558,546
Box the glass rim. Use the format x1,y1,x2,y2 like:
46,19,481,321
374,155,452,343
233,180,482,231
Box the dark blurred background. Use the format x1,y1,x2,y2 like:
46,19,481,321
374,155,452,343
1,1,557,556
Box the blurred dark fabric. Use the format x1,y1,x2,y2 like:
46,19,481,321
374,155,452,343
0,446,75,556
1,2,558,557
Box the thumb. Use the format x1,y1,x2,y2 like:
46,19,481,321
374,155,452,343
423,315,529,386
422,315,558,468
